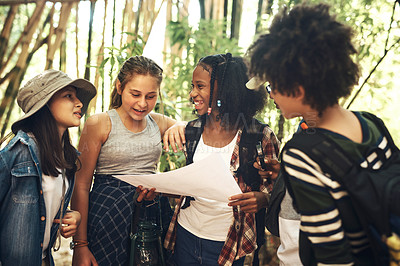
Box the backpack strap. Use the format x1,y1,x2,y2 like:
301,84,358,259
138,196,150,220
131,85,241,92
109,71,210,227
283,128,353,180
360,112,399,153
237,119,268,264
180,117,205,209
283,113,398,233
184,116,205,165
237,118,267,190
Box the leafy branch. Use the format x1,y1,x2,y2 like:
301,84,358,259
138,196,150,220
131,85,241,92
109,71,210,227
346,1,400,109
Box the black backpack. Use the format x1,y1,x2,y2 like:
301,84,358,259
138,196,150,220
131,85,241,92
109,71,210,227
282,112,400,265
184,116,268,266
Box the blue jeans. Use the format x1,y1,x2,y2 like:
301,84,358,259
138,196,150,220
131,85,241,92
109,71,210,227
174,223,245,266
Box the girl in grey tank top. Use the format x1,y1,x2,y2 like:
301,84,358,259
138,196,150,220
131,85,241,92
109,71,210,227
96,109,162,175
72,56,178,266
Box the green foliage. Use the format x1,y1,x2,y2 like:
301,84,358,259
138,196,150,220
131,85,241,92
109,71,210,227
158,149,186,172
163,18,243,123
100,34,145,83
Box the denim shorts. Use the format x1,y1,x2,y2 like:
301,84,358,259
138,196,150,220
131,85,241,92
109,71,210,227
174,223,245,266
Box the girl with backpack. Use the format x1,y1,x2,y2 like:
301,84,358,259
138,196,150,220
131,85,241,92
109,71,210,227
0,69,96,266
163,53,280,265
247,3,397,265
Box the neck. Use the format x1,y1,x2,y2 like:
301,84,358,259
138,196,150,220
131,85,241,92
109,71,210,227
57,128,65,142
116,108,147,132
204,114,238,134
303,104,347,128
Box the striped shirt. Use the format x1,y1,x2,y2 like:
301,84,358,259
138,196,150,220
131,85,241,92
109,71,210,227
283,112,386,265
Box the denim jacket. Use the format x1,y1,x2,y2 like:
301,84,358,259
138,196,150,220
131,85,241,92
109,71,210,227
0,130,76,266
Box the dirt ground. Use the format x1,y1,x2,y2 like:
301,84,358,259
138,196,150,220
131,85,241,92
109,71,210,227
53,231,279,265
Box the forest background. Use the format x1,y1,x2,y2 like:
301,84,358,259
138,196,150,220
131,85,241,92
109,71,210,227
0,0,399,264
1,0,400,168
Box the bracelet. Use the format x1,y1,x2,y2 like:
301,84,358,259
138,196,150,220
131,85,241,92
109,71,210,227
70,240,89,250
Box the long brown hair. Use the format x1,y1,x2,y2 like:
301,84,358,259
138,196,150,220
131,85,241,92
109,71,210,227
109,56,163,109
12,106,78,178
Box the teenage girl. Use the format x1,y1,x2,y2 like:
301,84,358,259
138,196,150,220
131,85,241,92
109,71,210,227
0,69,96,266
163,53,280,265
71,56,179,266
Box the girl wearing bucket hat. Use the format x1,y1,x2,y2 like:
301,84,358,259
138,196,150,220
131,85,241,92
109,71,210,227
71,56,182,266
0,69,97,266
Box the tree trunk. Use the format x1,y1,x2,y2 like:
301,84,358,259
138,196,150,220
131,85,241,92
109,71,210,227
0,0,46,120
59,39,67,72
46,2,73,69
93,0,108,113
0,1,45,77
0,5,18,71
230,0,242,40
0,32,48,137
84,0,96,80
255,0,263,34
0,68,22,137
75,2,80,77
133,0,143,40
199,0,205,19
120,0,129,47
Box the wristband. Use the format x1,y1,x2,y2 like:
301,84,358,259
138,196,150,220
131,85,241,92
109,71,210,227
70,240,89,250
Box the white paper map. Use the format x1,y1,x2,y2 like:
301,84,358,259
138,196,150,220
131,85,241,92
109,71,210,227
114,153,242,202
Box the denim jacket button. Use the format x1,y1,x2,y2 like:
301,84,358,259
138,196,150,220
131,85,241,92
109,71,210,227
41,216,45,221
40,190,43,195
40,243,43,247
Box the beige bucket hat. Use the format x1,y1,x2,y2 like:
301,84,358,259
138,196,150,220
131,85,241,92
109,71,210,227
11,69,97,132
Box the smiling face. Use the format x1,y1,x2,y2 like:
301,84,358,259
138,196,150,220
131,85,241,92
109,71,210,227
190,65,218,116
47,86,83,136
117,74,159,122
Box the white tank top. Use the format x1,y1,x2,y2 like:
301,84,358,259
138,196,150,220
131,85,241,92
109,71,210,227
178,132,238,241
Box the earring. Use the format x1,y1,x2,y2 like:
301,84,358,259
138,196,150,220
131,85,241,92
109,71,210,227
217,99,222,107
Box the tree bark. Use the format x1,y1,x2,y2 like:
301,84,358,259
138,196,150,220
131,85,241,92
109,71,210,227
0,0,87,4
93,0,108,113
0,0,46,119
46,2,75,69
0,5,18,70
0,1,45,76
84,0,96,80
75,2,80,77
230,0,242,40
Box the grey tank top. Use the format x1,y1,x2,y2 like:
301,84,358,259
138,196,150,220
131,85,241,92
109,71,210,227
95,109,162,175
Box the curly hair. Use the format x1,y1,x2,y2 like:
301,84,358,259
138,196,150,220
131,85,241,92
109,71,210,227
247,3,360,115
197,53,267,128
110,55,163,109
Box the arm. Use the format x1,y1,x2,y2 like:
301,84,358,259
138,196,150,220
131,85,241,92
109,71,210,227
283,148,354,264
150,113,187,152
71,113,110,266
